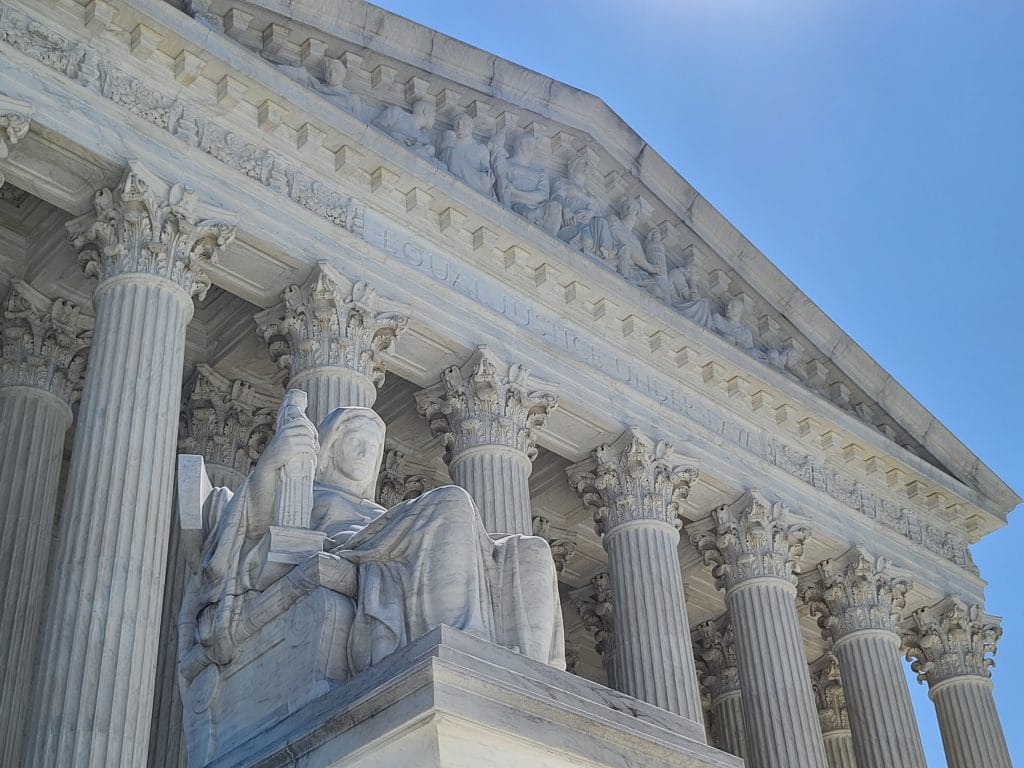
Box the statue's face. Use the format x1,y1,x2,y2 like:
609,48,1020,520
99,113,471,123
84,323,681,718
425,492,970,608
726,298,743,322
332,419,383,487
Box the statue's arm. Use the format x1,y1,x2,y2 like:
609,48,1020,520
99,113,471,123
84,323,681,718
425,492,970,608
245,418,319,536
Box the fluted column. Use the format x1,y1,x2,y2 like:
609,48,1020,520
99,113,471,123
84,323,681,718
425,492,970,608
690,491,827,768
693,615,746,758
148,366,276,768
0,94,33,189
0,282,90,765
255,261,408,422
904,597,1011,768
23,164,235,768
416,347,556,535
568,430,704,724
800,546,925,768
810,654,856,768
572,572,621,686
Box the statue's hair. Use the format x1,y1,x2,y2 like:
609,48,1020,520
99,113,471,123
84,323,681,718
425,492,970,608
315,406,386,497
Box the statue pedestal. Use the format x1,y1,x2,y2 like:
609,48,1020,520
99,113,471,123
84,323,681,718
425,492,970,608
206,625,740,768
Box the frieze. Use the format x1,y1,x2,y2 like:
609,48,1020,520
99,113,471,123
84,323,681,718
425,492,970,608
0,3,976,574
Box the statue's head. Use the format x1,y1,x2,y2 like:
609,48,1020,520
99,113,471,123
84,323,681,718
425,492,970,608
412,99,436,131
315,407,386,498
512,132,537,160
726,296,745,322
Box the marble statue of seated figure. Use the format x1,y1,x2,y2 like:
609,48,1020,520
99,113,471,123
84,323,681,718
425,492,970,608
440,113,496,198
182,401,565,687
373,99,442,167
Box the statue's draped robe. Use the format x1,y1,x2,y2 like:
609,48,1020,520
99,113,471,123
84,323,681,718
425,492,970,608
185,482,565,681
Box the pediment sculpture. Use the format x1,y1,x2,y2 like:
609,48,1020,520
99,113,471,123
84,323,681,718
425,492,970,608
176,392,565,763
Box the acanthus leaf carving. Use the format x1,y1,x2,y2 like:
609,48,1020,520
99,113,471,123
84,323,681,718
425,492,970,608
692,614,740,702
572,572,614,657
903,596,1001,686
810,653,850,733
688,491,810,590
376,446,436,509
415,347,557,462
566,428,698,537
532,515,576,574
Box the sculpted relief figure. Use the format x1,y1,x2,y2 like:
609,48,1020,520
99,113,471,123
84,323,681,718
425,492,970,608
666,264,712,327
440,113,495,197
606,199,667,294
553,154,614,259
374,98,441,166
491,132,562,234
178,398,564,762
268,56,362,116
712,296,757,353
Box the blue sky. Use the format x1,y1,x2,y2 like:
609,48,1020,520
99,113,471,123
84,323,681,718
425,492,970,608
370,1,1023,763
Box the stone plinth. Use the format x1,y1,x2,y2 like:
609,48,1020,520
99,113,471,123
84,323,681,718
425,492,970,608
211,625,741,768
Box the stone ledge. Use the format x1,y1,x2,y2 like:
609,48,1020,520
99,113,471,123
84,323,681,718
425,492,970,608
215,625,739,768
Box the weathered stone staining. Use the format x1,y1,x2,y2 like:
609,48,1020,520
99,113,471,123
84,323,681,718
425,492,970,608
0,1,1015,767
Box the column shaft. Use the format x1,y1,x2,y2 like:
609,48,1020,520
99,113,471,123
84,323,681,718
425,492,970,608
0,389,71,764
604,521,702,720
711,691,747,758
449,447,532,535
931,677,1012,768
833,630,926,768
727,579,828,768
26,277,191,767
291,366,374,424
823,731,857,768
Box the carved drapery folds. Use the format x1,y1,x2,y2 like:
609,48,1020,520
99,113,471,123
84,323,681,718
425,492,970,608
377,446,436,508
692,615,740,703
255,261,409,388
565,428,698,537
811,654,850,733
415,346,557,463
67,162,235,301
689,491,810,590
179,365,277,482
799,545,913,640
904,597,1001,685
0,281,90,405
0,95,32,188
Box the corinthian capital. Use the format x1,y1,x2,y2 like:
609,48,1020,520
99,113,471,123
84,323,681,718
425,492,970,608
179,365,277,480
810,654,850,733
799,545,913,640
255,261,408,387
904,596,1001,685
689,491,810,590
692,614,740,702
67,162,236,300
415,346,557,462
532,515,576,573
377,445,436,508
0,281,91,405
0,95,33,188
566,428,698,537
572,572,615,657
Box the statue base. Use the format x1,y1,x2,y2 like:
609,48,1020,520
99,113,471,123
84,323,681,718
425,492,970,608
203,625,740,768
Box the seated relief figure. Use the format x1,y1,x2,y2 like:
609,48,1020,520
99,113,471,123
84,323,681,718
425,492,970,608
712,295,758,353
552,154,614,259
439,113,496,197
606,199,667,294
491,131,562,235
177,396,564,762
374,98,443,167
666,263,712,327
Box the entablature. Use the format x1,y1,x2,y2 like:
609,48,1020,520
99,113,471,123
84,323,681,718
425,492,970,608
0,0,1004,586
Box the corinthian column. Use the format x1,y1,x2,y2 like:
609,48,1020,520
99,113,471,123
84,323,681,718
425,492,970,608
23,163,235,768
149,366,276,768
904,597,1011,768
800,546,926,768
810,654,856,768
567,430,704,723
689,491,827,768
255,261,408,422
693,615,746,758
416,347,556,535
0,95,33,188
0,282,89,766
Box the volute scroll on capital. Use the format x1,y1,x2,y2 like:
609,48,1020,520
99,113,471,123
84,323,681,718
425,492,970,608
565,428,699,537
798,544,914,640
810,653,850,733
0,94,33,188
692,614,740,702
66,162,237,300
903,596,1002,686
688,491,811,590
0,280,91,405
572,572,615,657
255,261,409,386
415,347,558,463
